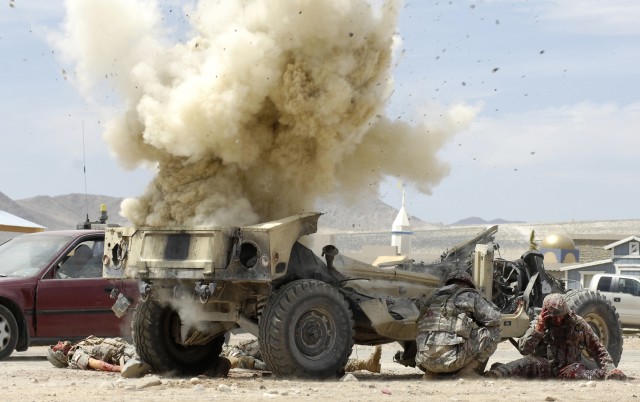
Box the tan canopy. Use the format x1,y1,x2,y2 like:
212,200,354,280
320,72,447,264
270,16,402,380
0,210,45,233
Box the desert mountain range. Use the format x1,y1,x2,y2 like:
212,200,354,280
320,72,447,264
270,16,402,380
1,191,638,261
0,191,435,232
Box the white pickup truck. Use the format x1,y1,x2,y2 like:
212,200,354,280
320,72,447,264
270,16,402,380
590,273,640,328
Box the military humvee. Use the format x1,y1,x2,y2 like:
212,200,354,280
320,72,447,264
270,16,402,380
103,213,623,378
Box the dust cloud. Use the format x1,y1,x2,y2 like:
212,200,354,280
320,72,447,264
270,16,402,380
54,0,477,227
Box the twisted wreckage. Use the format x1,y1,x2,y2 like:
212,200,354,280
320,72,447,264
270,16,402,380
103,213,623,378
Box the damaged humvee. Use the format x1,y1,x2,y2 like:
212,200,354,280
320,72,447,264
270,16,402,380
103,213,623,378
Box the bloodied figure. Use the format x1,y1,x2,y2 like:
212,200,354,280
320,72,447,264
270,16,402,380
46,336,151,377
415,270,502,379
485,294,626,380
48,335,232,378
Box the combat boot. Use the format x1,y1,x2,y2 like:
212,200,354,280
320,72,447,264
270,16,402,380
422,370,437,380
227,356,239,369
344,345,382,373
365,345,382,373
457,359,481,378
237,356,256,370
484,362,505,378
393,349,416,367
483,369,503,379
253,359,268,371
120,358,152,378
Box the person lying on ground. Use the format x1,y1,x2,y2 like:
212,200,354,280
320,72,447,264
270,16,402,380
222,338,383,373
48,335,232,378
48,335,382,378
47,335,150,377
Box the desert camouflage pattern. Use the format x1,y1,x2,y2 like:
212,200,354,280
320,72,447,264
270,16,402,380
490,312,617,379
68,336,136,370
415,284,501,373
541,293,570,317
222,338,380,373
221,339,268,370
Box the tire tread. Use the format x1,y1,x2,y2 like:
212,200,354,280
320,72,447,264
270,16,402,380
563,289,623,366
259,280,355,378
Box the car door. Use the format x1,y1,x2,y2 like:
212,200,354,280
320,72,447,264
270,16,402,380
34,236,129,340
610,277,640,327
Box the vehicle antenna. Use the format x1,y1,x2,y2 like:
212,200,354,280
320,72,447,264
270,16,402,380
82,122,89,223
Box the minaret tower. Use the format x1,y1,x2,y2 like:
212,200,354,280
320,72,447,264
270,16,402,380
391,186,412,256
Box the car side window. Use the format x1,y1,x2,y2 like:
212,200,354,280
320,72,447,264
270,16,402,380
596,276,612,292
630,279,640,297
617,278,638,296
56,240,103,279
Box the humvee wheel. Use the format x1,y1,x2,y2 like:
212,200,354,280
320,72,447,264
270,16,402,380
259,279,355,378
564,290,623,368
133,300,225,375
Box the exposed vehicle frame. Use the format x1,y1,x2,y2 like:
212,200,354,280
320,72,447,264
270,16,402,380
103,213,623,377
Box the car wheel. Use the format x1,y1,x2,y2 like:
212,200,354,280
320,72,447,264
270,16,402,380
132,299,225,375
0,305,18,360
564,290,623,368
259,279,355,378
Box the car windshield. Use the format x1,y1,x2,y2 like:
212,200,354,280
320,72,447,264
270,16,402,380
0,234,72,278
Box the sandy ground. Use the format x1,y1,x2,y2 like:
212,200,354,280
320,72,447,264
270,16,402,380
4,334,640,402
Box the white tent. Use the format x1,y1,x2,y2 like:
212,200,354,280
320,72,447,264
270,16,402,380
0,210,45,233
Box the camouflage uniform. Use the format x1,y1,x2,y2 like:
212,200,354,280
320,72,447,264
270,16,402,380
68,336,136,370
222,339,268,370
487,294,624,380
415,272,502,375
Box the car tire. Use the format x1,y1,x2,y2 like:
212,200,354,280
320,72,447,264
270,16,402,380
564,290,623,368
132,299,225,375
0,305,18,360
259,279,355,378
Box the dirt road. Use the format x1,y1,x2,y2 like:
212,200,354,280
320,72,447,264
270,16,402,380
3,335,640,402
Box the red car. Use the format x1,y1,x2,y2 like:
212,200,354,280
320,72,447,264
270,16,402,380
0,229,138,359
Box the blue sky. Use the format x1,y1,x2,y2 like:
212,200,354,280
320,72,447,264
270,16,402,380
1,1,638,225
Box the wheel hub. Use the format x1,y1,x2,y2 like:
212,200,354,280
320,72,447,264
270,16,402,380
0,316,10,350
582,312,609,361
295,309,333,358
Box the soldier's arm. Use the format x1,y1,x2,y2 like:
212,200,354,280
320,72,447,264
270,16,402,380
472,296,501,327
87,357,122,372
455,292,501,326
517,319,544,355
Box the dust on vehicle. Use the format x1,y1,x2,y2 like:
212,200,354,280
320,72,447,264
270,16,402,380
103,213,623,378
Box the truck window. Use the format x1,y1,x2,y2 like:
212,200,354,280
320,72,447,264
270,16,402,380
620,279,640,296
596,276,612,292
617,278,640,296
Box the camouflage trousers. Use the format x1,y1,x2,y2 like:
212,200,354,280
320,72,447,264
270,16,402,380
490,356,608,380
222,339,261,359
416,327,500,374
68,336,136,370
221,339,267,370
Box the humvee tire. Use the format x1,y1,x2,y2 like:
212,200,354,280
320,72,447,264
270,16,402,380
564,290,623,368
259,279,355,378
133,300,225,375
